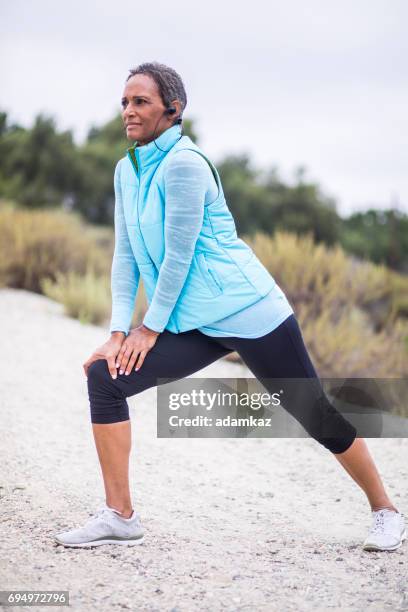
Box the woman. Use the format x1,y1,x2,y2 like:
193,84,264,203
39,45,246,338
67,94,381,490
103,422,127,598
54,62,405,551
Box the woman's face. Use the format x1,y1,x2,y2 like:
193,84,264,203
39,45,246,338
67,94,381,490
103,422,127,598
121,74,180,145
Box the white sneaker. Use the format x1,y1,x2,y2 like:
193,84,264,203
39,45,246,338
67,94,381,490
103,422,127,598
54,504,144,548
363,508,406,551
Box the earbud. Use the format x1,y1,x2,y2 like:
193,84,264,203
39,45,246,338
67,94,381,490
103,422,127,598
163,106,182,127
144,106,183,153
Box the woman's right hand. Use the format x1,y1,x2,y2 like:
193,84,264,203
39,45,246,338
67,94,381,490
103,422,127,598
83,332,126,379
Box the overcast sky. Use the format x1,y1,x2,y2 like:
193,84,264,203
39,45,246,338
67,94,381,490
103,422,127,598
1,0,407,216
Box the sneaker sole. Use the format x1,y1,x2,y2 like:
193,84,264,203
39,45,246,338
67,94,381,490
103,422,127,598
54,535,144,548
363,528,406,552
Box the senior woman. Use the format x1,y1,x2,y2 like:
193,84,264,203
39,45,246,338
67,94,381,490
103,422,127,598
54,62,405,551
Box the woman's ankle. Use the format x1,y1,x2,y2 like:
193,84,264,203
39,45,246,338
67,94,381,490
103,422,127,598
118,508,134,519
371,504,399,513
106,501,133,518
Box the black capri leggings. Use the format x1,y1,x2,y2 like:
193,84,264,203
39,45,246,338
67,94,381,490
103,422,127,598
87,314,357,454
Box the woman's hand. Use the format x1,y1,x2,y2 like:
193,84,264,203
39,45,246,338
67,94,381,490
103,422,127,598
115,324,160,375
83,332,126,380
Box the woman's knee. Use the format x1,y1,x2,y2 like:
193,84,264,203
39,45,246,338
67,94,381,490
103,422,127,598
87,358,111,387
87,358,129,398
86,359,130,424
310,394,358,454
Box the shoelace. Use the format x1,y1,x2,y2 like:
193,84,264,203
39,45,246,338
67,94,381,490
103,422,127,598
84,506,112,527
370,509,402,535
84,506,140,526
371,511,386,534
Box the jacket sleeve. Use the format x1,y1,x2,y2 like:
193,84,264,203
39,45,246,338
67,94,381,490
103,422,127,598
142,150,217,333
109,160,140,334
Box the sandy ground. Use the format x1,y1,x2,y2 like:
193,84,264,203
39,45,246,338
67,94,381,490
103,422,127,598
0,287,407,612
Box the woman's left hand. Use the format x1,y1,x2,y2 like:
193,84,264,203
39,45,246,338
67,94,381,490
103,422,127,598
115,324,160,375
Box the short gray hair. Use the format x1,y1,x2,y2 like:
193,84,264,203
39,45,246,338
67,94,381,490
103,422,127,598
126,61,187,125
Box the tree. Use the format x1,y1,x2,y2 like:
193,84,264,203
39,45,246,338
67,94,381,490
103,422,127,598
0,111,81,208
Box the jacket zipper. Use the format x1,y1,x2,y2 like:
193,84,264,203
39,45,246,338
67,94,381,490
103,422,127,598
207,266,223,292
126,145,180,333
127,147,159,273
130,148,144,250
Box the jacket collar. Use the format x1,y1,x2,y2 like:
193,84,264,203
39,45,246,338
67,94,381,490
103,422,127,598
127,124,183,174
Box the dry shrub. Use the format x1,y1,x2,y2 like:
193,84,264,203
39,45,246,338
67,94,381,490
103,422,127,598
244,230,408,379
0,205,110,293
1,205,406,383
40,266,111,325
0,203,149,329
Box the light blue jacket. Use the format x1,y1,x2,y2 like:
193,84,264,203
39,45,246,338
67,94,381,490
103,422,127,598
110,124,276,335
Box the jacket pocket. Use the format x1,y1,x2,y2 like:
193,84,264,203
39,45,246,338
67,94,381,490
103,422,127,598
196,252,223,297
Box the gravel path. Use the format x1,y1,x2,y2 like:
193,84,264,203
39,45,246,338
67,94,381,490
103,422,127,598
0,287,407,612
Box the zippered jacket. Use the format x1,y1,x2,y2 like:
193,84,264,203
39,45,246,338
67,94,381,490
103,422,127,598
110,124,276,334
